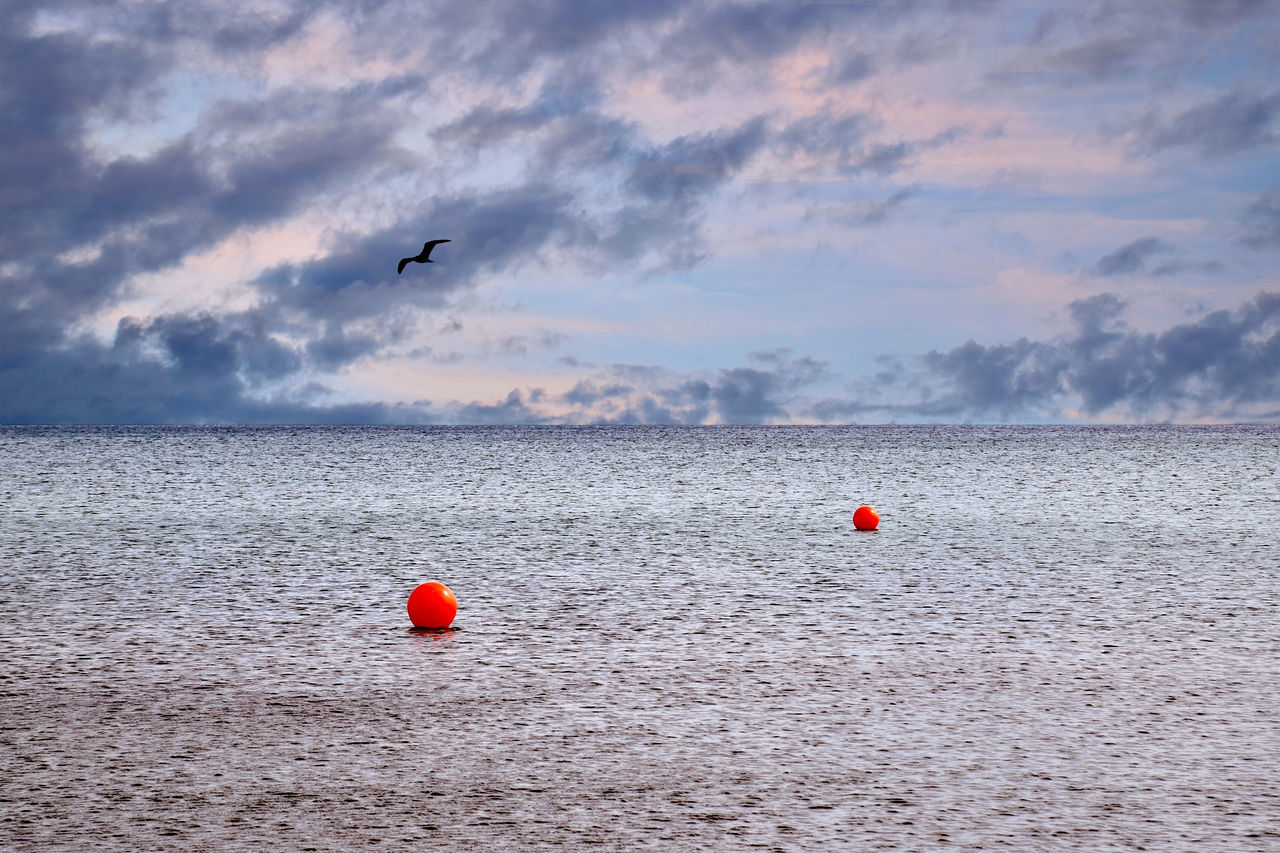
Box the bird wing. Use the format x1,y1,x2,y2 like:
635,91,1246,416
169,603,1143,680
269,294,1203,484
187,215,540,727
397,257,412,274
421,238,451,259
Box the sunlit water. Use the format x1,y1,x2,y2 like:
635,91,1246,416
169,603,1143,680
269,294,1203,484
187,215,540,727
2,426,1278,851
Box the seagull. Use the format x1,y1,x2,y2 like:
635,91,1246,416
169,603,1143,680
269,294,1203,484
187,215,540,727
398,239,451,274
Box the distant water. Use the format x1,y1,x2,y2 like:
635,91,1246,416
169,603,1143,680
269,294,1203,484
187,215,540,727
2,425,1278,851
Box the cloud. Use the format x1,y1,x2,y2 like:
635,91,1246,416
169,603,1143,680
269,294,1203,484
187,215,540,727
1089,237,1222,278
0,1,427,423
1135,91,1280,157
920,338,1065,416
1092,237,1171,276
835,189,916,226
495,332,568,357
1175,0,1272,28
450,389,547,425
435,97,770,271
1240,187,1280,249
254,183,582,324
3,0,1279,426
1148,259,1224,277
776,109,967,182
1046,34,1149,82
377,348,826,426
0,0,771,417
777,110,921,176
116,312,301,382
659,3,842,78
991,1,1275,90
708,367,788,423
0,317,404,425
598,349,830,425
125,1,319,56
434,0,684,80
1,12,408,386
626,117,769,207
0,6,164,273
829,52,875,85
777,110,876,156
842,291,1280,421
560,380,632,406
485,349,834,426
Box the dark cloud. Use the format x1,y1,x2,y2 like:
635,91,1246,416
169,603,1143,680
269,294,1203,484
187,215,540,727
431,104,558,150
256,183,580,324
776,110,882,174
626,118,768,207
125,1,319,55
920,339,1065,417
777,110,874,155
589,116,772,270
805,189,916,229
496,333,568,357
0,4,420,424
661,3,835,74
776,110,960,177
1149,259,1224,277
0,314,429,425
830,51,875,84
848,291,1280,421
1239,188,1280,249
1046,35,1148,82
247,111,773,342
1136,91,1280,157
575,349,830,425
747,348,829,386
0,7,164,261
435,99,769,272
206,5,314,53
447,0,683,79
1,7,406,368
1067,291,1126,333
708,367,788,424
304,326,385,370
447,346,829,425
855,141,913,175
988,26,1156,89
450,389,548,425
1092,237,1171,276
428,64,612,157
1176,0,1271,28
0,108,400,397
1090,237,1222,278
660,349,833,425
470,350,834,426
560,381,632,406
989,0,1275,91
845,188,915,226
608,397,687,425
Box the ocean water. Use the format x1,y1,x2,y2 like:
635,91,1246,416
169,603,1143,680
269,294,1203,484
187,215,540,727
1,425,1278,851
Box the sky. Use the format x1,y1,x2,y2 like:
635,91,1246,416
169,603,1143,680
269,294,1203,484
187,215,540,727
3,0,1279,425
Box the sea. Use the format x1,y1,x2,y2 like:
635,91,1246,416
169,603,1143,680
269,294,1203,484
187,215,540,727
1,425,1277,851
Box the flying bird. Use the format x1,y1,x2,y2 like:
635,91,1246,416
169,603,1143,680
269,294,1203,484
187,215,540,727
398,239,451,274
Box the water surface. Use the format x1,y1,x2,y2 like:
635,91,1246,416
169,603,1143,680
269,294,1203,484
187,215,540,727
2,426,1278,850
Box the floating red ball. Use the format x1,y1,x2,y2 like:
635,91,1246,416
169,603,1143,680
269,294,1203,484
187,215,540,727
853,505,879,530
407,581,458,628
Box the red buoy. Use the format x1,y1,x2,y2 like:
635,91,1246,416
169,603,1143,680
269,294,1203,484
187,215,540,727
853,505,879,530
407,581,458,628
